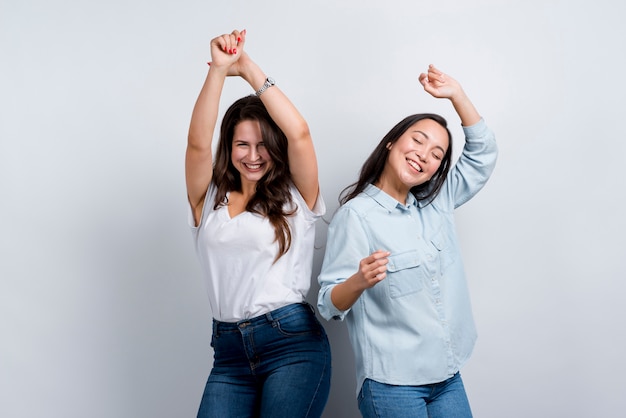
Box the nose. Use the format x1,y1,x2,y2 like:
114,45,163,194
248,145,260,161
415,151,426,163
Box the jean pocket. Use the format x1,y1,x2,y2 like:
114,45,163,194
274,308,321,337
386,249,423,298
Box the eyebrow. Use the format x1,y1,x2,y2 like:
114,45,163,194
411,130,446,153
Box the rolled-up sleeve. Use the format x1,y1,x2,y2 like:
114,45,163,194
317,205,371,320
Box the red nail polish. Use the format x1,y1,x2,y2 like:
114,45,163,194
207,62,211,66
237,37,241,42
232,48,237,54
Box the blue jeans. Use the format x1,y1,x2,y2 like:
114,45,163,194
358,373,472,418
197,303,331,418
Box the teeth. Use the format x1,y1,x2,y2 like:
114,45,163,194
246,163,261,169
407,159,422,172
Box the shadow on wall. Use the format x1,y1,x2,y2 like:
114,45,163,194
306,283,360,418
307,209,361,418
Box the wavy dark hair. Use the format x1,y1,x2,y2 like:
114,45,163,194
340,113,453,206
212,95,295,261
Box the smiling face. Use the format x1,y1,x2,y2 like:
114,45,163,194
231,119,273,187
377,118,449,202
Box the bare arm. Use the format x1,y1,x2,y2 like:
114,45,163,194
233,52,320,209
186,30,245,225
419,64,481,127
330,250,389,311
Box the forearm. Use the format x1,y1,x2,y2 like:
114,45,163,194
450,89,481,127
420,65,482,127
262,83,318,204
240,60,310,142
186,67,227,210
239,56,318,205
330,275,366,311
188,67,228,149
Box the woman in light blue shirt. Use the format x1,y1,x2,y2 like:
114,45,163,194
317,65,497,418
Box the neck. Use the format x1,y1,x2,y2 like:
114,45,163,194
240,179,258,199
375,176,409,205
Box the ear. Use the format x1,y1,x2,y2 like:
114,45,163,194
386,142,392,150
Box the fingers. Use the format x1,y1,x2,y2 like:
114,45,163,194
426,64,445,84
419,64,462,100
211,29,246,57
359,250,390,287
418,72,428,85
419,64,445,87
370,249,390,260
232,28,246,53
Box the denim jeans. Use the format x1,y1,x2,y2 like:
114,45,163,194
358,373,472,418
197,303,332,418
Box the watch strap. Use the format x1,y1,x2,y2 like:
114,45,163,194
255,77,275,97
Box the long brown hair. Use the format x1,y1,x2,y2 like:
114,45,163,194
213,95,295,261
340,113,453,205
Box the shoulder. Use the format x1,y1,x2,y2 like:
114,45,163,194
195,183,221,226
336,192,379,219
289,183,326,219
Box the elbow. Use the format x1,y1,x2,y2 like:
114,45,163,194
292,120,312,143
187,132,211,153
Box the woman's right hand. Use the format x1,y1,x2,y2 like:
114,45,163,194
209,29,247,72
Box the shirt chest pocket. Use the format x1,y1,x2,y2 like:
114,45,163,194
386,250,423,298
430,228,455,273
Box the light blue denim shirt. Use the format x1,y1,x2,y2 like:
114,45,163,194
317,118,497,395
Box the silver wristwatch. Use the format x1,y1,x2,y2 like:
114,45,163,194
255,77,275,97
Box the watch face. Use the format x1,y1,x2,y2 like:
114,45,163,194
256,78,275,97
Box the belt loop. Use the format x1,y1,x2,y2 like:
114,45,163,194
212,319,219,338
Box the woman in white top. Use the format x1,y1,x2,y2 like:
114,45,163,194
186,29,331,418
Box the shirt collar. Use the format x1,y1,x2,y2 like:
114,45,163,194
364,184,417,212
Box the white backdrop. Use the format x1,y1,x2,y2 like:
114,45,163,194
2,0,625,417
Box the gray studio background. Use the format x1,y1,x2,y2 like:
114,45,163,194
2,0,625,417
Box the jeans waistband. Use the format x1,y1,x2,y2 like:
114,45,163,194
213,302,314,331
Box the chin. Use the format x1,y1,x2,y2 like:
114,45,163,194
245,173,267,182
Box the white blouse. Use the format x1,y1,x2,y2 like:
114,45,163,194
189,183,325,322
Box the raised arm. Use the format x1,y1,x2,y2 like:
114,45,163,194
186,29,245,224
419,64,481,127
232,50,319,209
420,65,498,208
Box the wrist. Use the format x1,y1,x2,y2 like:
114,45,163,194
448,88,469,105
207,63,229,78
238,59,263,88
255,77,275,97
